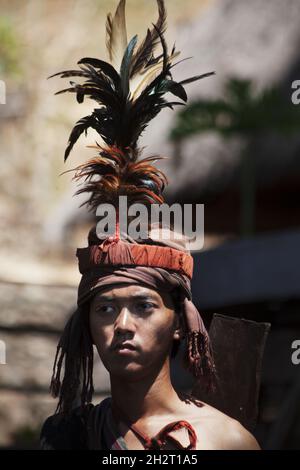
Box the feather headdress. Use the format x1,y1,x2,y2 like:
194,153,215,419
48,0,214,214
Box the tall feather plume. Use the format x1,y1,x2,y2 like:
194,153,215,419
106,0,128,72
129,0,167,78
48,0,215,212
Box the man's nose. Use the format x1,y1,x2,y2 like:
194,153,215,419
114,307,136,334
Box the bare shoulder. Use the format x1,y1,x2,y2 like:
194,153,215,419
219,415,261,450
183,398,261,450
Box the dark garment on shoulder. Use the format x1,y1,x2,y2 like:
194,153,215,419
40,398,115,450
40,403,94,450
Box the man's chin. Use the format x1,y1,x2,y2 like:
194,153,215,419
107,362,148,380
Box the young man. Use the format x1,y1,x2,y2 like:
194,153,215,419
40,227,260,450
40,0,260,450
87,282,260,450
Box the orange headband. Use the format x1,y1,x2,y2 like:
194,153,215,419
77,238,194,279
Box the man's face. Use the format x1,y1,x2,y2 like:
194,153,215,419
89,284,179,380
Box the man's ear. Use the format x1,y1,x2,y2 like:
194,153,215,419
173,329,181,341
173,312,183,341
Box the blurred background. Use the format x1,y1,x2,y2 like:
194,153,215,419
1,0,300,449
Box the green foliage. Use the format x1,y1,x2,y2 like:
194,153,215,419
170,78,300,141
0,16,21,78
169,77,300,237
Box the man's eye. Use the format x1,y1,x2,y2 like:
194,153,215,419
96,305,115,315
138,302,155,311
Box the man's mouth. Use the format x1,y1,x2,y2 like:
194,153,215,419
113,341,138,354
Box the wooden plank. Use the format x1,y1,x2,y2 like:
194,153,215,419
192,314,270,431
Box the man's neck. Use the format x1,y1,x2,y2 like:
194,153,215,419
110,360,182,422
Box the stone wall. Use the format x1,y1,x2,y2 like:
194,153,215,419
0,281,110,448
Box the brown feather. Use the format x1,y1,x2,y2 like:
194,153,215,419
69,145,168,211
130,0,167,78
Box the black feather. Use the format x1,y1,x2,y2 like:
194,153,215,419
179,71,215,86
120,35,138,97
64,115,98,161
130,0,167,78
